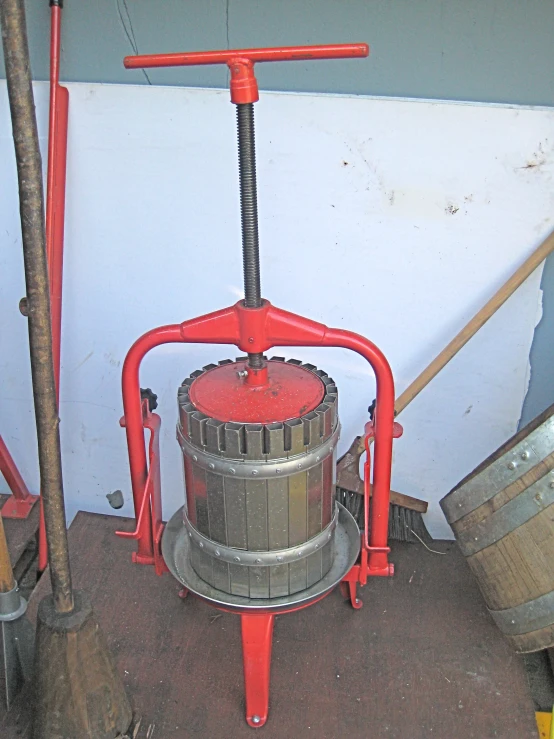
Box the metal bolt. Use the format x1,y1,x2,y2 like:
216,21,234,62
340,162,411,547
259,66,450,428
209,463,215,470
252,716,261,725
229,468,236,474
255,558,262,564
215,550,221,557
252,470,259,476
277,556,283,562
520,451,530,461
276,468,281,474
248,337,255,344
234,556,241,563
297,463,303,469
237,370,248,378
507,461,517,470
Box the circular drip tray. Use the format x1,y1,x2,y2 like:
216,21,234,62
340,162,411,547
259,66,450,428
162,502,361,613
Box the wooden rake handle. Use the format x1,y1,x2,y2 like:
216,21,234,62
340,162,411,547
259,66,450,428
395,230,554,415
355,230,554,455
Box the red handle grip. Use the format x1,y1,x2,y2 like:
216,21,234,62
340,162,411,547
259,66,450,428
124,43,369,104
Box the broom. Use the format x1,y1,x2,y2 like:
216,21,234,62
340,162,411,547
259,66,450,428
337,228,554,542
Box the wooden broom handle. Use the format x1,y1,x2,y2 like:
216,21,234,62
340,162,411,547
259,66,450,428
394,230,554,415
0,512,16,593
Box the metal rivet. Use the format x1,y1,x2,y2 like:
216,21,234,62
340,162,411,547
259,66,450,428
276,469,281,474
199,542,204,548
520,451,530,461
215,550,221,557
507,461,517,470
277,556,283,562
252,470,259,476
328,532,332,539
188,531,192,538
297,463,302,469
315,544,319,549
229,468,236,474
297,550,303,557
255,558,262,564
234,556,241,563
193,455,198,462
316,456,320,462
209,462,215,470
252,716,261,725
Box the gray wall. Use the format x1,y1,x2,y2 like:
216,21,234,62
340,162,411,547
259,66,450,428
3,0,553,422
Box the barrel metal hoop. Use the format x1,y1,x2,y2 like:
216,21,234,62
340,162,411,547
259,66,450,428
489,588,554,636
442,416,554,524
183,504,339,567
177,423,340,479
457,471,554,556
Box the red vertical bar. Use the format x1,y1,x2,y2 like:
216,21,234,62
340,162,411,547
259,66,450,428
241,613,274,728
320,328,394,575
39,3,69,571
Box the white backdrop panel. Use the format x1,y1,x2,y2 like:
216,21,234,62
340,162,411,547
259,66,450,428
1,81,553,538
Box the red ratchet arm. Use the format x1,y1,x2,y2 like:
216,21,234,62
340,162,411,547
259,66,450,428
124,43,369,103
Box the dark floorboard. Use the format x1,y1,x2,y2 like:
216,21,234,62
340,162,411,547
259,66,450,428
0,494,39,569
1,511,538,738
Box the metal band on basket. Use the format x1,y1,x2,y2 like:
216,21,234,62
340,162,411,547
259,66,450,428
183,503,339,567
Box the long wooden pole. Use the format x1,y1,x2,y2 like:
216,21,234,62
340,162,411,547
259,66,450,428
0,0,73,614
394,230,554,415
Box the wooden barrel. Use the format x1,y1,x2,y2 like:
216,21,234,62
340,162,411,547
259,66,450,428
440,403,554,653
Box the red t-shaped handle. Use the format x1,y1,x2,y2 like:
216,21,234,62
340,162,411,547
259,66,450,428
124,43,369,104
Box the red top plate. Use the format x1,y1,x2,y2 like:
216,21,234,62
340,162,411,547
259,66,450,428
189,361,325,424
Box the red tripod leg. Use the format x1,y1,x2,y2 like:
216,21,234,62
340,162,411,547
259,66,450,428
241,613,274,728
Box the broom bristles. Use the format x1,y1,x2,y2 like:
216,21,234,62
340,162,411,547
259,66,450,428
336,487,432,544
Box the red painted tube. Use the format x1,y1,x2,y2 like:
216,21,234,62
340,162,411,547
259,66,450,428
46,3,68,395
124,43,369,70
39,2,69,572
0,435,32,501
122,325,184,560
318,329,395,575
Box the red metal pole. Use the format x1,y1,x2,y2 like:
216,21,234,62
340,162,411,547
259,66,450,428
320,328,395,574
39,0,69,571
46,2,68,394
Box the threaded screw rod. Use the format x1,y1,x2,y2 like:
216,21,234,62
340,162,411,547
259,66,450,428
236,103,264,369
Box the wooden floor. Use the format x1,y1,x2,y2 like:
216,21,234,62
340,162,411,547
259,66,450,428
0,494,39,570
1,511,538,738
